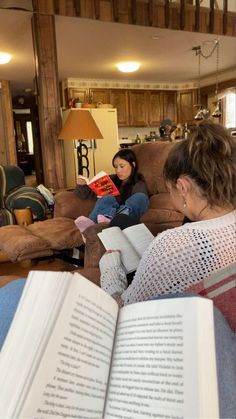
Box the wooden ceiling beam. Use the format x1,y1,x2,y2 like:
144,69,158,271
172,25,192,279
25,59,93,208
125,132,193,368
32,0,236,37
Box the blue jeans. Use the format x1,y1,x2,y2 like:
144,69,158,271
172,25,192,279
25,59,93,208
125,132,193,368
88,192,149,223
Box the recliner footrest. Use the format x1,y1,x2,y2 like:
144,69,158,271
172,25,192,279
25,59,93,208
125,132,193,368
0,217,83,262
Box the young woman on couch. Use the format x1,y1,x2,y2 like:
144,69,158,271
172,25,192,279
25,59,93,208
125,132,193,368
74,148,149,237
99,121,236,306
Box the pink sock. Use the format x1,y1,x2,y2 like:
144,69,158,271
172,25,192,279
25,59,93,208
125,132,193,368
97,214,111,224
74,216,95,233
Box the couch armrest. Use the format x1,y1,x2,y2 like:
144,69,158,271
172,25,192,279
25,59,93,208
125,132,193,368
83,222,109,268
54,191,95,219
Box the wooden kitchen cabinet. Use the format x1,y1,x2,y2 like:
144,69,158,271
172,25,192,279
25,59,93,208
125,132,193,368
62,85,196,126
148,91,177,126
129,90,148,126
148,91,162,126
63,88,110,107
64,87,88,107
162,91,177,124
90,88,110,104
177,90,197,124
110,89,129,126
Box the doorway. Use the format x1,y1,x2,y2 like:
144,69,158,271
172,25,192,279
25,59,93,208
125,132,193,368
12,94,44,184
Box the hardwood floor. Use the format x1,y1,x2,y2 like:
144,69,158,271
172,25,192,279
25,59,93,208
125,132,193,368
0,257,77,288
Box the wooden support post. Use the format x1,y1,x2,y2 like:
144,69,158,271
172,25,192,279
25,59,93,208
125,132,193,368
31,12,66,189
0,80,17,166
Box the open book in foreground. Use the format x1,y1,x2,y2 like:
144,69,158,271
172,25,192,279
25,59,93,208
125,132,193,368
0,271,219,419
98,223,154,273
82,170,120,197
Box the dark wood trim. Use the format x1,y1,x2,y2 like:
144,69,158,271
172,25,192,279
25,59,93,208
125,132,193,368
112,0,119,22
31,0,236,37
148,0,153,27
223,0,228,35
165,0,170,28
53,0,59,14
131,0,137,25
195,0,200,31
94,0,100,19
201,78,236,95
209,0,215,33
73,0,81,16
180,0,185,30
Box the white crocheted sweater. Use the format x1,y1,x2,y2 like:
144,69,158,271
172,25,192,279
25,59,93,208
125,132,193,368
99,210,236,305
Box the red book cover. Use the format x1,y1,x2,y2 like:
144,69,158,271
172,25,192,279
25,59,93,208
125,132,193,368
87,171,120,197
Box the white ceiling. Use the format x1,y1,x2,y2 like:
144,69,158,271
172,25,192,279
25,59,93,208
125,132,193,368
0,8,235,96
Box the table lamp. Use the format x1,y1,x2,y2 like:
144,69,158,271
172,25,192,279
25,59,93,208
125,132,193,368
58,109,103,177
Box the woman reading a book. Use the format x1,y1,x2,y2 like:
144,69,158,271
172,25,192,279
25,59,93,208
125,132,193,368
74,149,149,236
99,121,236,306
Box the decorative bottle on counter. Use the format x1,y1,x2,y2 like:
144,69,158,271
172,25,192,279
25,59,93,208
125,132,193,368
135,134,141,144
183,123,190,140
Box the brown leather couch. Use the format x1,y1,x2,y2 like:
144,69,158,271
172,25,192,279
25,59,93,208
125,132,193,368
54,141,184,269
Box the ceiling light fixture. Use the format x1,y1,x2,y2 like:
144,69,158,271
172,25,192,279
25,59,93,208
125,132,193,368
0,52,12,64
117,62,140,73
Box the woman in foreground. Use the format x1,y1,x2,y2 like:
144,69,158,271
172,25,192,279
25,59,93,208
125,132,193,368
99,121,236,305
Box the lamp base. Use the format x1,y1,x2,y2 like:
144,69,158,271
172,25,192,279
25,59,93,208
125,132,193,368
76,142,89,177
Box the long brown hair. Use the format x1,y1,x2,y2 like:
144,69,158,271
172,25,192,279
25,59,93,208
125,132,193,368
112,149,145,202
163,121,236,207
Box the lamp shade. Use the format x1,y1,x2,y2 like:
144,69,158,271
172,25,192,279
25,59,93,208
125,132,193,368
58,109,103,140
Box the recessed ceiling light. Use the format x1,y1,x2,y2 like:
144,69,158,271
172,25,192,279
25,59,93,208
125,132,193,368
117,62,140,73
0,52,12,64
151,35,160,40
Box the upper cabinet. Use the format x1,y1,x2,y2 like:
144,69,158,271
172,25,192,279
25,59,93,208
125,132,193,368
63,86,197,126
162,91,177,124
129,90,148,126
177,90,197,124
110,89,129,126
90,88,110,104
148,91,162,126
148,91,177,126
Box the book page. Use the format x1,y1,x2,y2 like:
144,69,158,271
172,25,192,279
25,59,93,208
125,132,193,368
0,272,118,419
104,297,219,419
89,171,107,183
123,223,154,257
98,226,140,273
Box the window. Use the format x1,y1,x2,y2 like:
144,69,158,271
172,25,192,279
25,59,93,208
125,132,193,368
224,91,236,128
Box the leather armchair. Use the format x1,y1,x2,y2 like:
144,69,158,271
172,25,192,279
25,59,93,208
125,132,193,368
54,141,184,270
0,165,47,227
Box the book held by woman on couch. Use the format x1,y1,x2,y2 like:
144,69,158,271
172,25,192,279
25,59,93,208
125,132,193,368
80,171,120,197
98,223,154,273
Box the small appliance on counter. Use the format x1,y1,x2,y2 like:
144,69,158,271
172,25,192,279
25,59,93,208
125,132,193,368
119,137,136,148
